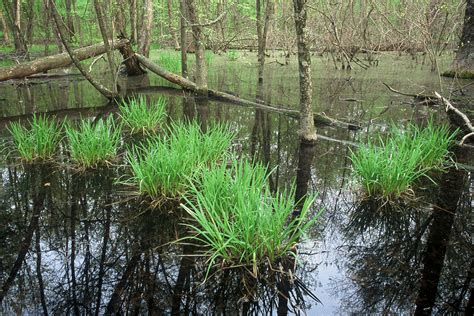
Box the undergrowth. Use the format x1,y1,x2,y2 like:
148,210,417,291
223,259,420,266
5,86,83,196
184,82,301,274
66,116,122,168
8,114,63,162
350,120,457,200
125,120,235,202
119,96,167,135
181,160,321,275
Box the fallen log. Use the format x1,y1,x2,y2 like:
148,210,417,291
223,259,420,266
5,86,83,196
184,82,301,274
135,53,361,130
0,39,130,82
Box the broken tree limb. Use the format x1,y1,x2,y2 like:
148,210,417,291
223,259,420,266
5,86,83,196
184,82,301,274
383,82,438,106
50,1,115,99
135,53,361,130
0,39,129,82
434,91,474,145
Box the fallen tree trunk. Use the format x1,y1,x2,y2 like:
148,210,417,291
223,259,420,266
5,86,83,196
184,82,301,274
0,39,129,82
135,53,360,130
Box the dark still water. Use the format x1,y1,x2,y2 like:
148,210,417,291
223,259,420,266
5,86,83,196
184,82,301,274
0,52,472,314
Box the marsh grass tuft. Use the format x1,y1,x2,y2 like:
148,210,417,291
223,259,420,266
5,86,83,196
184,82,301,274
119,96,167,135
181,160,320,275
66,116,122,168
125,120,235,201
350,120,457,200
8,114,63,162
158,51,181,73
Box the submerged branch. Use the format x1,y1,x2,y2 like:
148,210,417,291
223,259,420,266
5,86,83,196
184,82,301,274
434,92,474,144
135,54,361,130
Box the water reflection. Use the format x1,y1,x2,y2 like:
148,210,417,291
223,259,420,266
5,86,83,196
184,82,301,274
0,54,472,313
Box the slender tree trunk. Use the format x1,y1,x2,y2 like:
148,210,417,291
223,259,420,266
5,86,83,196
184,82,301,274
114,0,126,35
2,0,27,54
0,10,10,43
256,0,274,82
167,0,179,49
187,0,207,93
451,0,473,75
293,0,316,142
180,0,188,78
42,0,51,54
26,0,35,43
93,0,117,91
129,0,137,43
65,0,75,39
138,0,153,57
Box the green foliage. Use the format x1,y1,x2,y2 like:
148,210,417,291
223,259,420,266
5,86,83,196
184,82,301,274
119,96,167,135
8,114,63,162
125,120,235,201
350,121,457,200
66,116,122,168
226,50,240,61
181,160,321,274
158,50,181,73
205,50,214,65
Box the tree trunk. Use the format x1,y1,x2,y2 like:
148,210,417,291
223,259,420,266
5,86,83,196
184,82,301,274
293,0,316,142
1,0,27,54
129,0,137,43
256,0,274,82
186,0,207,93
0,40,129,82
0,10,9,43
26,0,35,43
451,0,474,76
65,0,76,39
93,0,117,90
114,0,126,35
138,0,153,57
167,0,179,49
180,0,188,78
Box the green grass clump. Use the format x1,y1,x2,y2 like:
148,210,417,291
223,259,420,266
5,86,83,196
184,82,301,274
350,121,457,200
8,114,63,162
119,96,167,135
158,51,181,73
66,116,121,168
226,50,239,61
125,120,235,200
205,50,214,65
181,160,320,274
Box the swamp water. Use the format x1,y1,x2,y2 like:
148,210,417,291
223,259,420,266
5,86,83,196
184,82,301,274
0,52,472,314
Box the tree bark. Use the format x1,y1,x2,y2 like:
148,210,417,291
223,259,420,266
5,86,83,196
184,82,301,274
138,0,153,57
0,40,129,82
1,0,27,54
129,0,137,43
186,0,207,93
0,10,9,43
65,0,76,39
25,0,35,43
180,0,188,78
256,0,274,82
167,0,180,49
93,0,117,91
293,0,316,142
451,0,474,76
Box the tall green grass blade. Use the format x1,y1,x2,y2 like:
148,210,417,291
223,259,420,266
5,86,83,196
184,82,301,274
8,114,63,162
66,116,122,168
